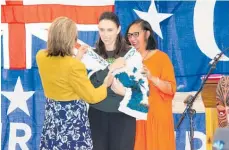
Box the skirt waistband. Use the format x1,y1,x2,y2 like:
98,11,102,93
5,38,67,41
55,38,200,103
46,98,81,103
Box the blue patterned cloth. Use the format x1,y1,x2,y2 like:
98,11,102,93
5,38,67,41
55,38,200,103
40,99,93,150
80,47,149,120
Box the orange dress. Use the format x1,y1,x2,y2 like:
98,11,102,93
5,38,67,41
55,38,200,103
134,50,176,150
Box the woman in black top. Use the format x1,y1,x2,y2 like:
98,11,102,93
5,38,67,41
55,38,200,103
88,12,136,150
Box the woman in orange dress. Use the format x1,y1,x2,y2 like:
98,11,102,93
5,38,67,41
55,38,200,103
126,19,176,150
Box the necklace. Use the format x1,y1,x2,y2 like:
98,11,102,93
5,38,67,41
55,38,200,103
142,51,149,60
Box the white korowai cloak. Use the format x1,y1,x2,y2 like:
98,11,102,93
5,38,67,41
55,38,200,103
76,46,149,120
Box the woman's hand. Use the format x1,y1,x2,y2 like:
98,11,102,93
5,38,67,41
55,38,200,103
74,45,88,60
111,78,126,96
142,65,174,95
141,65,159,86
109,57,126,72
103,73,114,87
141,65,152,79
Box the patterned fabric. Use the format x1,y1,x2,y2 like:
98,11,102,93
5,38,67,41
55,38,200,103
79,47,149,120
106,57,115,64
40,99,93,150
216,76,229,127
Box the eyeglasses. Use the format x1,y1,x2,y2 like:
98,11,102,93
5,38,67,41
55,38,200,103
127,32,140,39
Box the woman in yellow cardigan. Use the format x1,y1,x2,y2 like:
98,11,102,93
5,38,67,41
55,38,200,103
36,17,116,150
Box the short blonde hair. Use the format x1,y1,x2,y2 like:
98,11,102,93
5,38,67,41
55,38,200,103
47,17,77,57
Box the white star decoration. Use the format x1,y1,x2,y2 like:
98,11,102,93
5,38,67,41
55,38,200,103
1,77,35,116
134,0,173,39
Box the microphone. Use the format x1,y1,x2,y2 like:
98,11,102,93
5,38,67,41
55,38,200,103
209,47,229,65
183,95,194,104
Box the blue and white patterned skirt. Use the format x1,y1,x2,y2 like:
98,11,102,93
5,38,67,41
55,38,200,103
40,99,93,150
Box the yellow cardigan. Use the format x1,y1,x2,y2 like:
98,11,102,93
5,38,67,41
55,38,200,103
36,50,107,104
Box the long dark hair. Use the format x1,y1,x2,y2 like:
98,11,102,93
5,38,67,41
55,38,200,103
125,19,157,50
96,12,129,59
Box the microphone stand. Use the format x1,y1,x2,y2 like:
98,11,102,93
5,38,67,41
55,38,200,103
175,48,228,150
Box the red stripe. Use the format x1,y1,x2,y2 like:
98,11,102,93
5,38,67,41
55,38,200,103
1,4,114,24
8,23,26,69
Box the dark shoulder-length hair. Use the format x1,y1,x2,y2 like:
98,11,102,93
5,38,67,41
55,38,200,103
95,11,129,59
125,19,157,50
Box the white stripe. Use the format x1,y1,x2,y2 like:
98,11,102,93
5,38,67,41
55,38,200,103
172,91,205,113
26,23,98,32
26,23,99,49
26,23,98,68
25,25,32,69
77,24,98,31
30,29,48,42
0,0,5,5
26,26,89,44
1,24,9,69
26,23,50,31
26,23,98,44
23,0,114,6
26,23,50,41
77,40,85,45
